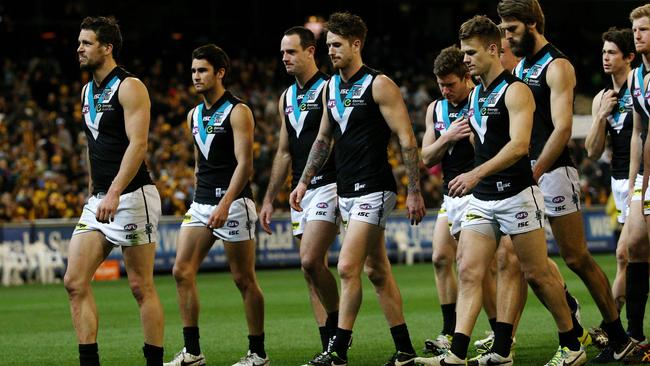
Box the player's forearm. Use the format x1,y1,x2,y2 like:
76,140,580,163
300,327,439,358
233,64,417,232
474,140,528,181
401,144,422,194
585,118,607,160
263,152,291,205
421,134,449,168
300,136,331,185
107,140,147,195
533,126,572,174
629,123,643,183
221,158,254,206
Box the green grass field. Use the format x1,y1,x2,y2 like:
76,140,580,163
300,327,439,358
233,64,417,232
1,253,648,365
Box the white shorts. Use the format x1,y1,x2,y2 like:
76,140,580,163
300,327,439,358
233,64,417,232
439,194,472,236
182,198,257,242
538,166,581,217
611,177,630,224
461,186,545,237
73,185,161,246
339,191,396,229
291,183,339,236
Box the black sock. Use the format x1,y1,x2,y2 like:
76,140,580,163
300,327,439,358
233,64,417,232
492,322,514,357
601,317,629,348
326,311,339,340
332,328,353,360
319,326,329,352
559,329,580,351
441,303,456,335
571,312,584,339
79,343,100,366
488,317,497,333
248,333,266,359
626,262,649,340
183,326,201,356
450,332,470,360
390,323,416,354
142,343,163,366
565,287,579,314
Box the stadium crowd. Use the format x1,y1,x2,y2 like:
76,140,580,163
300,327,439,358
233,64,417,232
0,54,608,223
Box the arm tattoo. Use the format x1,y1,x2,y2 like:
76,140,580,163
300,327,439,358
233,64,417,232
300,138,331,185
401,146,421,194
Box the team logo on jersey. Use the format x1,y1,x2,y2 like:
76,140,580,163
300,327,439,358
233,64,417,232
192,125,199,135
327,100,336,108
316,202,329,209
285,105,294,115
467,108,475,117
515,211,528,220
82,105,89,114
633,88,642,97
303,90,320,103
552,196,565,203
434,121,445,131
145,223,153,235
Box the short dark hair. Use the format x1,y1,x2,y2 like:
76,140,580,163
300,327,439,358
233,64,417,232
433,46,468,78
497,0,545,35
459,15,501,50
284,26,316,50
80,16,123,59
602,27,635,57
192,44,230,80
326,12,368,48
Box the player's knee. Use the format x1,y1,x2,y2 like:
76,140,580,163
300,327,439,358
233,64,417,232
496,251,518,273
627,241,649,261
521,267,546,290
172,263,195,284
562,250,591,272
128,279,147,304
364,265,388,287
63,273,87,297
301,255,324,277
432,251,452,271
232,272,254,292
616,245,629,267
457,262,483,286
337,260,361,281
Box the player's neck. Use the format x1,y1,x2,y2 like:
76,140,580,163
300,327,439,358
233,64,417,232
92,59,117,85
295,65,319,89
532,34,549,56
611,67,630,90
450,88,471,106
203,85,225,109
643,53,650,70
480,63,505,89
339,58,363,82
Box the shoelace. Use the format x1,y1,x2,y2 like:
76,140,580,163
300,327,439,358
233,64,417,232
548,348,566,366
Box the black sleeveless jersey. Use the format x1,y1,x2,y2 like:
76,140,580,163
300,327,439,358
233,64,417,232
432,97,474,195
81,66,153,195
191,91,253,205
514,43,575,170
467,71,535,200
325,65,397,197
282,71,337,190
631,63,649,175
603,80,633,179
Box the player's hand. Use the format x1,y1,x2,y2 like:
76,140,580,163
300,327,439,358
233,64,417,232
289,182,308,212
446,117,472,142
207,201,230,229
259,201,274,234
448,170,480,197
406,192,426,225
96,191,119,223
597,89,619,119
